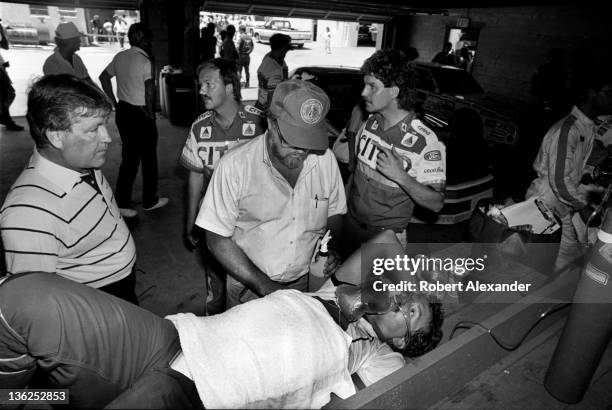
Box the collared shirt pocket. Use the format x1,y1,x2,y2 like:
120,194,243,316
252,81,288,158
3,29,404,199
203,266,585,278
304,195,329,233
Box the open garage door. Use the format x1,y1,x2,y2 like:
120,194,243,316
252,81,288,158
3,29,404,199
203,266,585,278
5,0,139,10
202,0,429,23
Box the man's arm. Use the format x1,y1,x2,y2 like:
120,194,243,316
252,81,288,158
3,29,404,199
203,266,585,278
549,119,589,211
0,209,59,275
99,70,117,108
206,230,285,296
185,169,210,247
373,142,445,212
144,78,155,119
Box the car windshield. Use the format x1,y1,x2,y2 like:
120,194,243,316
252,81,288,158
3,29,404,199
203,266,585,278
429,66,484,95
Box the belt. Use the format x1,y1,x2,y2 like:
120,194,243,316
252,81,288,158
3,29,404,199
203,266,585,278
355,219,404,234
348,211,404,234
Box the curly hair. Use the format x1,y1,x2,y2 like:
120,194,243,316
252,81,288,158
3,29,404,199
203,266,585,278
392,295,444,358
360,49,418,111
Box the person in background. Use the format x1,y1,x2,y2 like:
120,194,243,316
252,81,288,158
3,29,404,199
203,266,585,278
220,24,239,70
99,23,168,218
103,19,114,43
526,69,612,274
0,74,138,303
90,14,102,44
114,15,129,49
43,22,94,85
432,42,458,67
199,22,217,63
236,25,254,88
324,26,332,54
0,18,24,131
198,80,346,308
256,33,291,110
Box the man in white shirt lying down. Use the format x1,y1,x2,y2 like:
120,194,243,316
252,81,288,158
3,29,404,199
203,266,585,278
0,232,443,409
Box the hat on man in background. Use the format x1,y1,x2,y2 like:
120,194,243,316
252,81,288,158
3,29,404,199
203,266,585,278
55,22,84,40
269,79,330,151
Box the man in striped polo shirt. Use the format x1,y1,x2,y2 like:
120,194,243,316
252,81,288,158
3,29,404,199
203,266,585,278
526,70,612,274
0,74,138,303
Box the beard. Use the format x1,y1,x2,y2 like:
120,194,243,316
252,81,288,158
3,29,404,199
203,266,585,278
271,143,307,169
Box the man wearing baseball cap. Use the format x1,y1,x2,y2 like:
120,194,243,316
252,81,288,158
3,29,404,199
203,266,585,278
196,79,347,308
43,22,93,84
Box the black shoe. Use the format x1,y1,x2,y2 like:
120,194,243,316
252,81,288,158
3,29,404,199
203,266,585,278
5,123,24,131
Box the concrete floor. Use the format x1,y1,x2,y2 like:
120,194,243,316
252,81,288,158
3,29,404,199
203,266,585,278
2,115,612,408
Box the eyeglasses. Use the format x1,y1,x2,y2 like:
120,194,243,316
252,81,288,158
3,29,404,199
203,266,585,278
272,119,306,151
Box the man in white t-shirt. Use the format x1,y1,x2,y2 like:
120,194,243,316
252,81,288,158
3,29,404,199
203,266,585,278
99,23,168,218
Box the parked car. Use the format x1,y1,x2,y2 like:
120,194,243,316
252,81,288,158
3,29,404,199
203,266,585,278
252,19,311,48
4,22,39,46
288,65,499,226
412,62,523,147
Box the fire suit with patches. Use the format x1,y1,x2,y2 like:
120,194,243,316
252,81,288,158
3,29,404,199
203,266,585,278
179,104,266,311
526,106,598,271
179,104,267,183
348,113,446,234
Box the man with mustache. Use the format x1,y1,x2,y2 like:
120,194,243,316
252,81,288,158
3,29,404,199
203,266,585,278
197,79,347,307
344,49,446,253
0,75,138,303
179,58,266,310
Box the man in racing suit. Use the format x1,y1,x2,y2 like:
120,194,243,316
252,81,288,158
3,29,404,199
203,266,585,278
345,49,446,254
179,58,266,310
526,73,612,273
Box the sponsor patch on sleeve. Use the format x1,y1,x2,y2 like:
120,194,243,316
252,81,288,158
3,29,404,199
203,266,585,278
424,150,442,161
411,119,434,137
242,123,256,136
244,104,265,116
199,126,212,140
401,132,418,148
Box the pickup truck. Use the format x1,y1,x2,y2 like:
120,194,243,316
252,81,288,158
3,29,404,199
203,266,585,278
251,20,311,48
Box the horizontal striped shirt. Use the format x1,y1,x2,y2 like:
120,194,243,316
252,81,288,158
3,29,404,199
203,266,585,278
0,150,136,288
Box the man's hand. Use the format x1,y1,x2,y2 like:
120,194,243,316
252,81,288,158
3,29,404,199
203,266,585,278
183,231,199,251
373,142,411,184
323,249,341,277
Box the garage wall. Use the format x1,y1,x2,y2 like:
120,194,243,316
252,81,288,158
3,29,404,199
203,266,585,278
392,5,609,103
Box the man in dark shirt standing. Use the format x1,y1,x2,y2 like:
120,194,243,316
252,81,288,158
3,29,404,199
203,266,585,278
237,25,254,88
199,23,217,63
220,25,239,71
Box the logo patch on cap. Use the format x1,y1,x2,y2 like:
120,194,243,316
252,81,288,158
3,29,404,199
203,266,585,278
300,99,323,124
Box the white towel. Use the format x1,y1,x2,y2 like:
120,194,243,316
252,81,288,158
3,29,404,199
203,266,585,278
166,289,356,409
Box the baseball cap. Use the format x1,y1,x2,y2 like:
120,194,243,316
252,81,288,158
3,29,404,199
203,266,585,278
269,79,330,151
55,22,83,40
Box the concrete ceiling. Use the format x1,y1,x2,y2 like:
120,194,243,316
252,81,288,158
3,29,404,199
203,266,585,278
202,0,587,23
6,0,139,10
